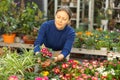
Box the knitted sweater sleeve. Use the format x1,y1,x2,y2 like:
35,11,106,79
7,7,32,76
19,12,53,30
34,22,47,53
61,29,76,57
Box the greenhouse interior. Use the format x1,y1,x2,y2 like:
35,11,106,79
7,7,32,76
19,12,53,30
0,0,120,80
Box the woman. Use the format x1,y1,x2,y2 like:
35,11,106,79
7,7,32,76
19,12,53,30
34,7,75,67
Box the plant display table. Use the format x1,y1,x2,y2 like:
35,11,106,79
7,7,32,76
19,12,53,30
72,48,120,57
0,42,120,58
71,48,108,56
0,42,33,49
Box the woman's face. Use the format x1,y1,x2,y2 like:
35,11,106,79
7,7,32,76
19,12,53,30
55,11,70,30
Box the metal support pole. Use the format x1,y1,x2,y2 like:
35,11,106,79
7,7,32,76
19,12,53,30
43,0,48,19
54,0,58,15
76,0,80,29
88,0,94,31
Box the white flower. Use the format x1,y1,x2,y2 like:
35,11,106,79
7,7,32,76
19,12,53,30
51,78,57,80
102,71,108,76
109,69,115,75
107,57,114,61
96,67,105,73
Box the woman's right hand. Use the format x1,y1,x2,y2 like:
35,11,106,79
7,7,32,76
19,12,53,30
41,57,58,67
41,59,52,67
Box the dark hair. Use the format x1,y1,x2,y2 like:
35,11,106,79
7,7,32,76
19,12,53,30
56,6,72,19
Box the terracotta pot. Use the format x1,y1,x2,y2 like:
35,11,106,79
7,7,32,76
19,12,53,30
23,35,35,44
24,39,35,44
2,34,16,43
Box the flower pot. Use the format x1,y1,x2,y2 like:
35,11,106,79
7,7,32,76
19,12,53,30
101,20,108,31
2,34,16,43
101,20,108,25
61,0,70,5
100,47,107,51
24,39,35,44
23,35,35,44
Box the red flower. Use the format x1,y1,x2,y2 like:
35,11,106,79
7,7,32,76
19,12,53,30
53,67,60,74
101,76,107,79
62,63,69,68
118,61,120,64
72,63,77,68
40,48,48,53
88,65,93,69
76,77,84,80
40,48,52,58
81,74,88,79
94,72,99,77
80,68,85,74
68,59,74,63
47,52,52,57
65,74,71,79
91,76,98,80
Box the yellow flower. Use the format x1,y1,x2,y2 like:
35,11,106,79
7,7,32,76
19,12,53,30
96,35,98,38
96,28,103,31
99,41,102,43
76,32,82,36
41,71,49,76
105,35,109,38
85,31,92,36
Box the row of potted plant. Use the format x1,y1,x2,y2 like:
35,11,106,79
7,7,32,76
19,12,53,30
0,47,120,80
74,28,120,52
0,0,44,44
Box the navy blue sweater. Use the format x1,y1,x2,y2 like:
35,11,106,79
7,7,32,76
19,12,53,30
34,20,75,57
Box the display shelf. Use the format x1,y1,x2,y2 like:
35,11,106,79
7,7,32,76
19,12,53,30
113,7,120,9
113,7,120,23
115,20,120,23
111,0,120,23
54,0,94,30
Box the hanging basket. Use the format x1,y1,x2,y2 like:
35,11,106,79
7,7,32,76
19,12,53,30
2,34,16,44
